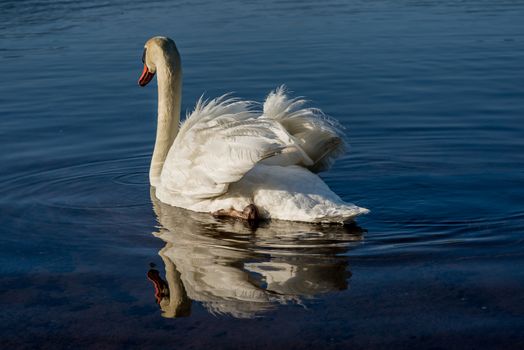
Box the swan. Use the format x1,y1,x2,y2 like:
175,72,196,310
138,36,369,223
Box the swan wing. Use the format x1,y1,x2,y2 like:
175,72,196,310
159,95,312,200
262,86,347,173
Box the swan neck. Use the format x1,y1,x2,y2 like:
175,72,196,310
150,47,182,187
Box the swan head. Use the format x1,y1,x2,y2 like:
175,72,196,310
138,36,178,87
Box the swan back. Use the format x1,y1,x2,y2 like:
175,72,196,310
158,95,305,201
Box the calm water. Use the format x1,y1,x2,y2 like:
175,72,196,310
1,0,524,348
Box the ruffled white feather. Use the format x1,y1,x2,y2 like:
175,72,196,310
262,86,347,172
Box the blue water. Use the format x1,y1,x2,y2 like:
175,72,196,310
1,0,524,348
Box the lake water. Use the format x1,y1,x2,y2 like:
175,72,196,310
1,0,524,348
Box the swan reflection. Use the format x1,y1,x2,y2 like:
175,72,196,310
148,190,364,318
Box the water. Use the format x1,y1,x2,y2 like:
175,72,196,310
1,0,524,348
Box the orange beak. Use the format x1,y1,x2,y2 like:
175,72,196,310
138,64,155,86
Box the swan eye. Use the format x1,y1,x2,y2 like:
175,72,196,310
142,48,146,64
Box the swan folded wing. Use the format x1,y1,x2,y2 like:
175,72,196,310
160,95,310,199
262,86,347,172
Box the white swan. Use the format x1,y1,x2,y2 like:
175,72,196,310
138,36,369,223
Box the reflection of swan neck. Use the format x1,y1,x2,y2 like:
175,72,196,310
150,46,182,187
158,244,191,318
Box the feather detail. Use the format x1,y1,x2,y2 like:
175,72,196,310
262,85,347,172
158,93,307,200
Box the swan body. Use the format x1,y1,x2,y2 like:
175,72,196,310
139,36,369,223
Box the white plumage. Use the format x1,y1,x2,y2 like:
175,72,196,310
140,37,368,223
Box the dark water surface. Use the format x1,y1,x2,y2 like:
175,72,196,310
1,0,524,348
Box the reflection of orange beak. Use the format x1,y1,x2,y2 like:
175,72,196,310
138,64,155,86
147,269,169,304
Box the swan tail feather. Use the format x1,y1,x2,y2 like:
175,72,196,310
262,86,347,172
